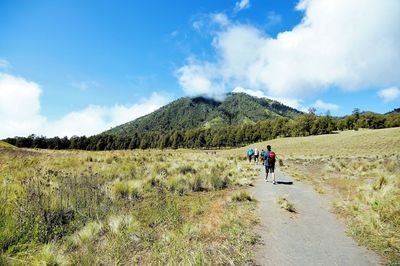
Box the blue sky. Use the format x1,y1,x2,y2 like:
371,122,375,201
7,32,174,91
0,0,399,138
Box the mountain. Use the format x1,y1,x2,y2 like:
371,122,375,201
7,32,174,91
386,108,400,115
104,93,302,136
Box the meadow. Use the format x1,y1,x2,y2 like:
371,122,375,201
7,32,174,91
0,141,14,149
0,148,259,265
244,127,400,265
1,128,399,265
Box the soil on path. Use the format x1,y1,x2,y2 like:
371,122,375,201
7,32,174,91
250,166,382,266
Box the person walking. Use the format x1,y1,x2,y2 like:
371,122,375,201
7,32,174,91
260,149,266,165
263,145,276,184
254,147,259,165
247,147,254,163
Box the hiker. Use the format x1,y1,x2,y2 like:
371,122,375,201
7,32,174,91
260,149,266,165
247,147,254,163
263,145,276,184
254,147,259,165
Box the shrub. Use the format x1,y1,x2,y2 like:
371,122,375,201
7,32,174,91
111,180,142,200
210,175,227,190
232,192,254,202
65,221,103,250
112,181,129,199
33,243,68,266
190,175,207,192
177,165,197,175
277,196,296,213
166,176,189,195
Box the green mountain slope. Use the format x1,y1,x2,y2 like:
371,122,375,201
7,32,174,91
0,140,15,149
104,93,302,135
386,108,400,115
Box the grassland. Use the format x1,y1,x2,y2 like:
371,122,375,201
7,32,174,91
235,127,400,158
0,148,259,265
239,127,400,265
2,127,399,264
0,141,15,149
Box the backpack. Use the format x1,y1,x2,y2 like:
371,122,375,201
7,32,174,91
269,151,276,163
261,150,266,158
247,148,254,156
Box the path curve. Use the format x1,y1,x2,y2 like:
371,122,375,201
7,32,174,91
250,166,382,266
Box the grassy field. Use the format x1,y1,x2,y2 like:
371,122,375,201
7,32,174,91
1,128,399,264
0,141,15,149
240,127,400,265
235,127,400,158
0,148,259,265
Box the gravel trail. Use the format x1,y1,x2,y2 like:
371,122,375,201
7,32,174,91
250,166,382,266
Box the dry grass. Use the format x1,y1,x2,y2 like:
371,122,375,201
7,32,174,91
231,191,255,202
0,148,259,265
277,196,297,213
231,127,400,159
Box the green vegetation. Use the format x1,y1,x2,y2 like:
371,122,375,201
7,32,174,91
245,127,399,264
0,149,259,265
232,191,255,202
4,104,400,151
105,93,302,136
0,141,15,149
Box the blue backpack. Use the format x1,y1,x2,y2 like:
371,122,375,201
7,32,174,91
261,150,266,158
247,148,254,156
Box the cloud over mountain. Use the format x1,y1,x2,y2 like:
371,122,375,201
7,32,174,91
0,72,169,138
177,0,400,99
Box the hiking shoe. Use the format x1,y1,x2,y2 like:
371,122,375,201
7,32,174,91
272,181,276,185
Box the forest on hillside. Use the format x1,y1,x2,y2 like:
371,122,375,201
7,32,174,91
3,110,400,150
104,93,302,136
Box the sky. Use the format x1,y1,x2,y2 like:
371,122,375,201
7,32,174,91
0,0,399,138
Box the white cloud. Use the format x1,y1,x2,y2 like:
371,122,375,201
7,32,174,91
0,73,46,138
378,87,400,103
71,80,98,91
0,72,169,138
178,0,400,100
266,11,282,28
312,100,339,111
232,86,265,98
0,59,10,69
191,13,230,33
211,13,230,27
232,86,303,110
234,0,250,13
192,20,203,31
44,93,167,137
176,59,225,99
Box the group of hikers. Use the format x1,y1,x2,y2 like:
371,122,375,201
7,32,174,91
247,145,276,184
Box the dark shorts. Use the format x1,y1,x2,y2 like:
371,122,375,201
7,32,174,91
255,155,259,159
265,163,275,173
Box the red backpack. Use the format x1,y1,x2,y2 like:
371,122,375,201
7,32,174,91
269,151,276,163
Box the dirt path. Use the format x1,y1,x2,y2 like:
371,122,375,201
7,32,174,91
250,166,382,266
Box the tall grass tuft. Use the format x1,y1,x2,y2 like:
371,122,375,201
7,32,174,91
277,196,297,213
232,191,254,202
